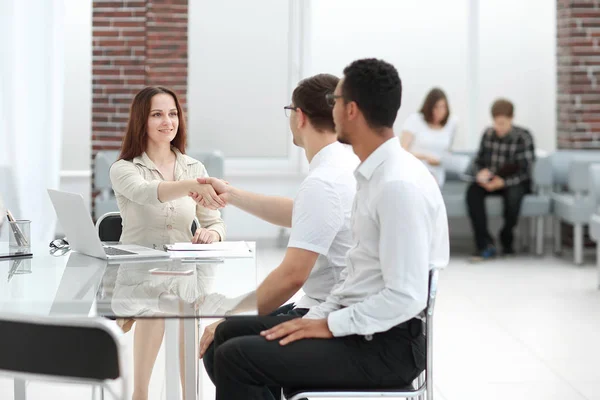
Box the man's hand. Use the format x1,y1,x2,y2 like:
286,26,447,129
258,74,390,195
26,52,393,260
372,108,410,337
476,168,492,184
192,228,220,244
189,181,226,210
484,176,505,192
189,177,230,208
199,319,223,358
260,318,333,346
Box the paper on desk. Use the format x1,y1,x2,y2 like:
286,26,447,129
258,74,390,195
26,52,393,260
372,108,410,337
168,249,253,259
166,241,251,252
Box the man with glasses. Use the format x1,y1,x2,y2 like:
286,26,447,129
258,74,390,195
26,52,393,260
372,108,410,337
193,74,359,396
210,59,449,400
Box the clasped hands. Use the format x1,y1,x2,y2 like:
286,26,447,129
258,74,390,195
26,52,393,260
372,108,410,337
188,177,230,210
476,168,505,192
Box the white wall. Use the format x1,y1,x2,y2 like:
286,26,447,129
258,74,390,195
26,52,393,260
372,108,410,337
478,0,556,152
60,0,92,209
306,0,556,152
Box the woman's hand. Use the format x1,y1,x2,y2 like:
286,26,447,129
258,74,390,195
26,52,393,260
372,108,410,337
192,228,220,244
190,183,226,210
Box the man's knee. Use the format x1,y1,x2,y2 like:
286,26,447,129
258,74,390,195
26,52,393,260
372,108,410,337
466,184,485,204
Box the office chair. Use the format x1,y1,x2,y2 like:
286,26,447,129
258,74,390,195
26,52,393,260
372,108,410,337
283,268,440,400
0,313,128,400
96,212,199,242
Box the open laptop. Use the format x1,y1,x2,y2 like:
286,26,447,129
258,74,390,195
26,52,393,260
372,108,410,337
48,189,170,261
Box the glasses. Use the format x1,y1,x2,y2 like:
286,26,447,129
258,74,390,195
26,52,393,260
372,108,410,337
49,238,69,250
326,93,343,107
284,105,298,118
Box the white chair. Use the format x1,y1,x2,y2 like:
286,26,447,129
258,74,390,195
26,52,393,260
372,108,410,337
0,313,128,400
283,268,440,400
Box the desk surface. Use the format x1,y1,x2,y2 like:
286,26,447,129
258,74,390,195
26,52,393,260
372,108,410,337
0,242,258,319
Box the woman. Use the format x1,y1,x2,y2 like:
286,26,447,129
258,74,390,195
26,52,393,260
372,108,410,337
400,88,458,186
109,86,227,400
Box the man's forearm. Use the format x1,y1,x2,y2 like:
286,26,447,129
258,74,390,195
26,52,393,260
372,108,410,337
228,187,293,228
257,267,305,315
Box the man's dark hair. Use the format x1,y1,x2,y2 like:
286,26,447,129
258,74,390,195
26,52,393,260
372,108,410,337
292,74,339,132
491,99,514,118
341,58,402,129
420,87,450,126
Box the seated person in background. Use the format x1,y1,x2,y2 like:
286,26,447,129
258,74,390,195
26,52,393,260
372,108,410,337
109,86,226,400
400,87,458,186
466,98,535,261
192,74,359,396
209,58,449,400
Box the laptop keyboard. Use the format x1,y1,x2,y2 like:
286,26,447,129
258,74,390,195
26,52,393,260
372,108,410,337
104,247,137,256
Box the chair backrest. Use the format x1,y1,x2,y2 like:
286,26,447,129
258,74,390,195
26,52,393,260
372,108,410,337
425,268,439,399
550,150,600,190
96,212,198,242
589,164,600,208
0,313,124,385
187,150,225,179
96,212,123,242
94,151,120,196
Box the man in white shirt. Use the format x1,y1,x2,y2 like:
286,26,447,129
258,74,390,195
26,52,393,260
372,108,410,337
211,59,449,400
194,74,359,394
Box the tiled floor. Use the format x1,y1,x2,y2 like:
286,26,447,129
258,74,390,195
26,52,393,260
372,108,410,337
1,246,599,400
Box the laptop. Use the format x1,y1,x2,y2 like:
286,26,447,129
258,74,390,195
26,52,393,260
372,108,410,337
47,189,170,261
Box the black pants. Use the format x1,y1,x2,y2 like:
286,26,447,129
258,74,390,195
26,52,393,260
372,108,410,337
203,304,308,398
212,316,425,400
466,181,529,251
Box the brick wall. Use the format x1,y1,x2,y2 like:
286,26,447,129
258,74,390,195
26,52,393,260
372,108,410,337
92,0,188,154
557,0,600,149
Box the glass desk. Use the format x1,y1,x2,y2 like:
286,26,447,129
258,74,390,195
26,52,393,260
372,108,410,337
0,242,259,400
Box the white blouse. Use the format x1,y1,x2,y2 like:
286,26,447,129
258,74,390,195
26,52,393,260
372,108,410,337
402,112,458,186
109,148,226,249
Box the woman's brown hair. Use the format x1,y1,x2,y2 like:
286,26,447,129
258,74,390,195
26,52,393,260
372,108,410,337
419,87,450,126
118,86,187,160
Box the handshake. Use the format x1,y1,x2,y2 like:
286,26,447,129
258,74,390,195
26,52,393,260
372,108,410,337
188,177,230,210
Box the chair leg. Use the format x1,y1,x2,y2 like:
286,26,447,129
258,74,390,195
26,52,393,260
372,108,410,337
535,216,544,256
554,218,562,254
574,223,584,265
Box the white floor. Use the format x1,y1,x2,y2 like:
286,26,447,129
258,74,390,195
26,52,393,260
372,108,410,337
1,246,600,400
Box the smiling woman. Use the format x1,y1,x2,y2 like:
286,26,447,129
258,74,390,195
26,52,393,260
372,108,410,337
108,86,229,399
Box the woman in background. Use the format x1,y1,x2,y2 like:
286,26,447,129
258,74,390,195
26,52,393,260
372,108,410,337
400,87,458,186
110,86,227,400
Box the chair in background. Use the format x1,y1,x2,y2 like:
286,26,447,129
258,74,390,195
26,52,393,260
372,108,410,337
96,212,198,242
550,150,600,264
283,268,440,400
587,164,600,288
0,313,128,400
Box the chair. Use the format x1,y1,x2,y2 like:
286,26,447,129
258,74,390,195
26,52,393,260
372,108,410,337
283,268,440,400
96,212,198,241
0,313,128,400
551,150,600,264
587,164,600,288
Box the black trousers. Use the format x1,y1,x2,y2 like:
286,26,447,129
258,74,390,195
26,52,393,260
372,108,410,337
212,316,425,400
203,304,308,398
466,181,529,251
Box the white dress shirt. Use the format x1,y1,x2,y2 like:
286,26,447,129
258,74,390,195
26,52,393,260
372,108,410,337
288,141,359,309
304,137,449,336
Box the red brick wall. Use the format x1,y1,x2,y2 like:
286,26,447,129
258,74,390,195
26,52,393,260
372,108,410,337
557,0,600,149
92,0,188,154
